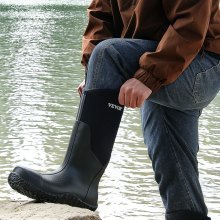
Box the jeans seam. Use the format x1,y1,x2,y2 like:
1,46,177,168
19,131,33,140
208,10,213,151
193,60,220,104
161,106,196,211
193,75,201,104
92,49,102,89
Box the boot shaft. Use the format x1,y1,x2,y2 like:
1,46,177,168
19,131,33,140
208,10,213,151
75,89,124,165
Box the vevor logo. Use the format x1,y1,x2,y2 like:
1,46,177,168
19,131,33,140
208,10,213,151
108,103,123,111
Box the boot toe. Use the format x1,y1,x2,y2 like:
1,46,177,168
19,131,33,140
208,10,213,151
12,166,41,182
8,166,97,210
8,166,43,201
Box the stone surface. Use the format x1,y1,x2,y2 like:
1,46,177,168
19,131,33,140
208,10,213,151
0,201,101,220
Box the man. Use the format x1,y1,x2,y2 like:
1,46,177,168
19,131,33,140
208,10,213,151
8,1,220,219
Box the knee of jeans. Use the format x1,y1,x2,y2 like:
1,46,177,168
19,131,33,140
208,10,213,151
90,38,124,62
86,39,126,90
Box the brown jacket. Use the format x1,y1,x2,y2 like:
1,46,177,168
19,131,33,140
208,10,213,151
82,0,220,92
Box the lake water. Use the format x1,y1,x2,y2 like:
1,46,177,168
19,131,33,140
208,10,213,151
0,1,219,219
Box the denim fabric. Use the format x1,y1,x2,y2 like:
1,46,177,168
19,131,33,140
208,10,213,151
85,39,158,90
84,38,220,219
150,51,220,110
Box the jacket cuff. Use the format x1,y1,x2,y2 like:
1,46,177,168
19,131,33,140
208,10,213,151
134,68,165,93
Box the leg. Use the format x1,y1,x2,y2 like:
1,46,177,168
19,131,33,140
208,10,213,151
8,38,158,210
141,101,210,219
141,52,220,219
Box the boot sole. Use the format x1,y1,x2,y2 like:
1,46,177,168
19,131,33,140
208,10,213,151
8,172,97,211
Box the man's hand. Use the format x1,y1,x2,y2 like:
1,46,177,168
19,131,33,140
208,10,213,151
77,79,85,96
119,78,152,108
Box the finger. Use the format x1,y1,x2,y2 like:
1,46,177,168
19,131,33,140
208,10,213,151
77,86,81,95
78,85,82,96
124,88,131,108
129,92,138,108
77,86,80,94
118,87,125,106
137,95,145,108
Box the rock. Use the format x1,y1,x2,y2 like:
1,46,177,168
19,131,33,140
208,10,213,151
0,201,101,220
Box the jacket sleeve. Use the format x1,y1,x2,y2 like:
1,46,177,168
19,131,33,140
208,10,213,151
134,0,212,92
81,0,114,67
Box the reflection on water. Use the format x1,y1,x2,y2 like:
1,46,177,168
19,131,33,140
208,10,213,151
0,2,219,220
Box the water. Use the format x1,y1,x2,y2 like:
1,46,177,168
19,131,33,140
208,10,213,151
0,1,219,219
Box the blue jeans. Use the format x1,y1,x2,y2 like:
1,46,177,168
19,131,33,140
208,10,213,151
84,38,220,218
